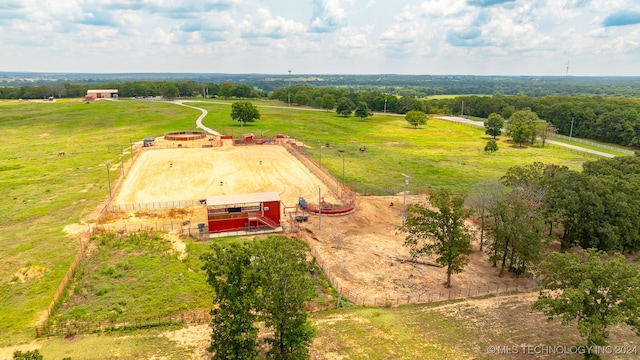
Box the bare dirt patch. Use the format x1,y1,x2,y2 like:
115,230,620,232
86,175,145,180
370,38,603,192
10,265,46,283
300,194,533,302
162,324,211,360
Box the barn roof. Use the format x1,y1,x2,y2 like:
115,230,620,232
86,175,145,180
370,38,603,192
87,89,119,93
206,192,281,206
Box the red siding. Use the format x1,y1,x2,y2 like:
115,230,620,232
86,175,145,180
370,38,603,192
263,201,281,225
208,218,247,232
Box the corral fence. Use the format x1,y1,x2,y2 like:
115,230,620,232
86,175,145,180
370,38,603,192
145,137,223,149
35,235,89,337
38,310,211,338
93,221,208,238
282,140,356,206
106,199,206,212
231,137,283,146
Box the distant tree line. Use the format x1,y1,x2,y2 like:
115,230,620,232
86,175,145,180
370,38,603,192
3,79,640,147
3,73,640,96
0,80,264,100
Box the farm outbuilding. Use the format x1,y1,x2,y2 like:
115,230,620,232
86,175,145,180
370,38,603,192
86,89,119,99
206,192,282,235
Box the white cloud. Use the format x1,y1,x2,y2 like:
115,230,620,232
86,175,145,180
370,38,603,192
0,0,638,75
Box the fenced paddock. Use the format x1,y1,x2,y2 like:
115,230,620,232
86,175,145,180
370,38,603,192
296,227,537,308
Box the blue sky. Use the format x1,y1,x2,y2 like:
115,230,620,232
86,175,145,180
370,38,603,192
1,0,639,75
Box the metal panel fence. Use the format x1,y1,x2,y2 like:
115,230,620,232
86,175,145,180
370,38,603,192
107,200,205,212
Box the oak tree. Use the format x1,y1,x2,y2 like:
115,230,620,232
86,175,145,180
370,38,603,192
533,249,640,358
405,110,428,129
231,101,260,126
484,113,504,139
401,188,473,288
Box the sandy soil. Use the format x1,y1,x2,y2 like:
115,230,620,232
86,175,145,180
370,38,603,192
116,141,338,207
300,194,533,302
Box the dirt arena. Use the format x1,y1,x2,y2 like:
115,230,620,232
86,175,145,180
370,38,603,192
111,140,533,302
115,141,339,207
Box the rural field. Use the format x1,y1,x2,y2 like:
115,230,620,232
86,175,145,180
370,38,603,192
0,98,627,358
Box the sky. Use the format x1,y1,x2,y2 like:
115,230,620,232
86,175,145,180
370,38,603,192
1,0,640,76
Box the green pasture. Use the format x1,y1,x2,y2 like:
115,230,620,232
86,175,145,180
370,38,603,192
549,137,633,157
0,100,199,345
52,232,214,326
195,101,598,194
0,98,604,347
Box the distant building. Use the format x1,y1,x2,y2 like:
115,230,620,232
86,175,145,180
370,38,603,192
86,89,118,100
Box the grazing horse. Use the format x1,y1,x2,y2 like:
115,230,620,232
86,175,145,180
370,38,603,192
57,151,65,157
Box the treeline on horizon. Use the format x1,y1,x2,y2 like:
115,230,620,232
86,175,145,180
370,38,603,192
2,78,640,148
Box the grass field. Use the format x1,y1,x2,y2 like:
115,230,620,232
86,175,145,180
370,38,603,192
0,100,200,345
197,101,597,194
23,293,638,359
0,98,606,348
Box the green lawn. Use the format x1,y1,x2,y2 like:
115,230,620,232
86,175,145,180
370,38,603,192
0,98,605,346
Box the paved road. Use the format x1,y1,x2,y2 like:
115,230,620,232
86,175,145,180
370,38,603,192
173,100,221,136
436,116,615,158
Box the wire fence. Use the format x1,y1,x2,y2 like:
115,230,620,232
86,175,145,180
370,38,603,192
38,310,211,338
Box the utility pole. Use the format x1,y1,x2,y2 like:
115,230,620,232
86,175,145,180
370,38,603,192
318,185,322,229
570,117,574,138
288,70,292,106
402,174,410,226
106,163,112,200
120,146,125,178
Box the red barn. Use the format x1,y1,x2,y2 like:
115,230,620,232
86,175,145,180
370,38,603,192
206,192,282,235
